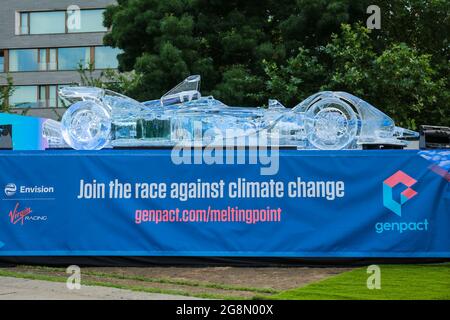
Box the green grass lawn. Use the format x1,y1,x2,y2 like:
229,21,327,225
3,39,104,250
270,263,450,300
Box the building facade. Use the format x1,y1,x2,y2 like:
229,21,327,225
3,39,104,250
0,0,119,119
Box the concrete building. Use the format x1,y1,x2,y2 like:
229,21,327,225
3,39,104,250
0,0,118,119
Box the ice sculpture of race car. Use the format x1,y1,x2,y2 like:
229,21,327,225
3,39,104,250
58,75,418,150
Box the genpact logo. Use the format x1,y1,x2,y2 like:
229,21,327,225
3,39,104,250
383,170,418,216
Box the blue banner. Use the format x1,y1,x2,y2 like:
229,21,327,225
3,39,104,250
0,149,448,257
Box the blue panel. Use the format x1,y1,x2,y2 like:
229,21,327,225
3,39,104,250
0,149,448,257
0,113,46,150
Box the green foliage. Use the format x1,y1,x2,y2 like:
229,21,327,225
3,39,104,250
376,0,450,64
321,24,447,128
103,0,450,127
372,43,446,127
264,48,326,106
77,62,141,99
0,74,15,113
211,65,265,106
271,263,450,300
276,0,371,53
103,0,275,103
267,24,449,128
78,62,105,88
322,23,375,97
132,43,191,100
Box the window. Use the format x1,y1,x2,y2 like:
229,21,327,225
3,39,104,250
39,86,46,107
10,85,70,109
39,49,46,71
49,85,57,108
11,85,67,109
7,46,120,72
49,49,57,70
37,49,57,71
58,47,91,70
8,46,120,72
0,51,4,72
95,47,121,69
9,49,38,72
19,9,107,35
20,12,29,34
38,85,59,108
68,9,107,33
10,86,38,108
29,11,66,35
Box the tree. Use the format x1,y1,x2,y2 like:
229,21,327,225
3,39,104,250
374,0,450,65
103,0,450,127
372,43,447,127
264,48,326,106
275,0,371,54
103,0,274,103
267,24,448,128
77,62,141,99
0,74,15,113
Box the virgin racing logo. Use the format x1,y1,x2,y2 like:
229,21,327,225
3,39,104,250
8,203,47,225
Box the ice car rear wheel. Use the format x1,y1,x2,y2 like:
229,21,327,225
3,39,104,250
61,100,112,150
306,98,358,150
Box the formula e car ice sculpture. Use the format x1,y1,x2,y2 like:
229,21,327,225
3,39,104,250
58,75,417,150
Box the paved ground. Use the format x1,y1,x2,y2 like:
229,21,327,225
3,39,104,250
83,266,353,291
0,276,202,300
0,265,353,299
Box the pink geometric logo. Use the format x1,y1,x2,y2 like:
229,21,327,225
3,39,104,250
383,170,418,216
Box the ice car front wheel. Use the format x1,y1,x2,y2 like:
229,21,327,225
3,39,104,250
306,97,358,150
61,100,112,150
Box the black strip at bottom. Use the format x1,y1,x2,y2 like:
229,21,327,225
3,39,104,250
0,256,448,267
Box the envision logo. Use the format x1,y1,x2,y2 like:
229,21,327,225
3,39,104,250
4,183,16,197
3,183,54,197
383,170,418,216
